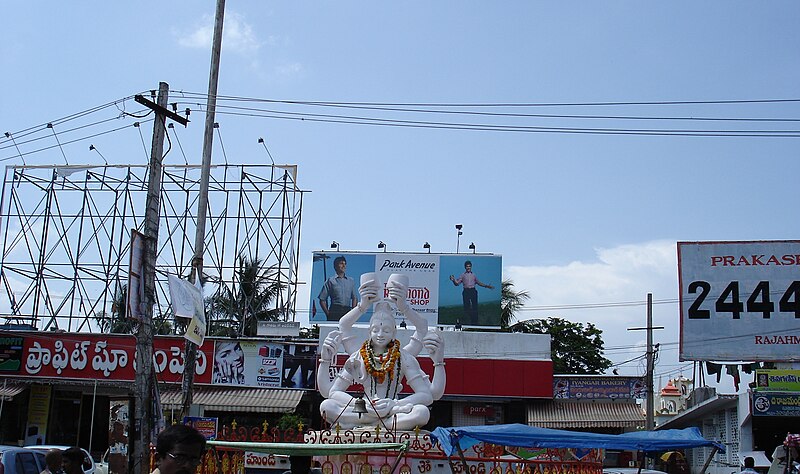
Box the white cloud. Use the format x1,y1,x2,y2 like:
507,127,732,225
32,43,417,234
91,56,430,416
275,62,303,78
176,12,262,56
506,240,684,377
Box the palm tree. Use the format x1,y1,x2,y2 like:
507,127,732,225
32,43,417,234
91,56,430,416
94,283,174,334
500,279,530,329
208,255,283,336
94,284,136,333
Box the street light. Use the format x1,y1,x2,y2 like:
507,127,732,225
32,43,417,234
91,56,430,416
378,241,386,252
423,242,431,253
455,224,463,253
469,242,476,254
330,241,339,251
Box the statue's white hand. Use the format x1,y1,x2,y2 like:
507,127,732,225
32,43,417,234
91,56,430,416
387,281,409,312
371,397,396,418
358,280,380,311
423,332,444,364
320,330,341,361
344,355,363,379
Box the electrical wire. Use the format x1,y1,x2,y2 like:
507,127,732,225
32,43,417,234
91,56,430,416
171,90,800,108
172,94,800,123
206,105,800,138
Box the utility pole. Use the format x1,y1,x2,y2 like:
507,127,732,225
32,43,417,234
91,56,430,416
133,82,168,474
182,0,226,419
627,293,664,431
645,293,655,432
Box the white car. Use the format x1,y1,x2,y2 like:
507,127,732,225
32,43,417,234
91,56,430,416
24,446,96,474
94,450,108,474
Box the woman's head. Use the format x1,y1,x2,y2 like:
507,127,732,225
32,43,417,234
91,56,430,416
215,341,244,366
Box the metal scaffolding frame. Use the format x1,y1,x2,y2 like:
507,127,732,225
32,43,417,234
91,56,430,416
0,163,306,332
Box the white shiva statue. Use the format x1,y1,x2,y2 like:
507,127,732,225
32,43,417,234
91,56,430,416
317,273,446,430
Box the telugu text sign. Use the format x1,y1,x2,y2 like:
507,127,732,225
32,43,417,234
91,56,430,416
678,240,800,361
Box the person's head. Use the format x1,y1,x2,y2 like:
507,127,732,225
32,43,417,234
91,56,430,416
45,449,62,472
61,447,84,474
464,261,472,271
289,455,312,474
333,256,347,274
215,341,244,368
744,457,755,469
368,302,397,349
155,424,207,474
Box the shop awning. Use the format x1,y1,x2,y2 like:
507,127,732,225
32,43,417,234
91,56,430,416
527,401,644,428
431,424,725,457
0,382,28,401
160,386,304,413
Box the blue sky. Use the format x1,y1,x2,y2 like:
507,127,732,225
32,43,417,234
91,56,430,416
3,2,800,392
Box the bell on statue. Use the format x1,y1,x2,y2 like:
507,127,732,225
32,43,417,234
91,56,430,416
352,394,368,418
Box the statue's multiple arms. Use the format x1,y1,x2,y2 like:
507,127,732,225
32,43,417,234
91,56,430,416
338,279,380,354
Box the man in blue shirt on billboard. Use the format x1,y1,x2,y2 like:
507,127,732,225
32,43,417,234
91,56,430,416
318,256,358,321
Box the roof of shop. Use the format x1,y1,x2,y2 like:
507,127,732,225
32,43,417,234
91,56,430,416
0,382,28,401
526,400,645,428
160,386,304,413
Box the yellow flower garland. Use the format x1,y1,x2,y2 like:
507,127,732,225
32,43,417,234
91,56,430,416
360,339,401,384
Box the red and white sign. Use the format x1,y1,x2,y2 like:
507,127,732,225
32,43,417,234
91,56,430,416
15,332,213,383
678,240,800,361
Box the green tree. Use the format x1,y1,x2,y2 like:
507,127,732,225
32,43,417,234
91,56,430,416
510,317,612,374
208,255,283,336
94,284,172,334
500,279,530,329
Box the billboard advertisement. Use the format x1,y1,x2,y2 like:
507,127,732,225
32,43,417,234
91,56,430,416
2,332,317,390
754,369,800,392
678,240,800,361
752,391,800,416
553,376,647,400
310,252,503,327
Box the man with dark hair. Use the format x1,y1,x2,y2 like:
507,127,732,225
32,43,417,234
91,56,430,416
741,456,757,474
41,449,63,474
152,424,207,474
449,260,494,325
318,256,357,321
61,448,85,474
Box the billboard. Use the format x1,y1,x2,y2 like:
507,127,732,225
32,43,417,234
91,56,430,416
752,391,800,417
310,251,503,327
553,376,647,400
754,369,800,392
3,332,317,390
678,240,800,361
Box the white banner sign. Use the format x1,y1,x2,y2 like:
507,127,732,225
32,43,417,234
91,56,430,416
678,240,800,361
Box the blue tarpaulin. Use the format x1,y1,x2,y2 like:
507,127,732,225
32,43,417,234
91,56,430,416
430,424,725,457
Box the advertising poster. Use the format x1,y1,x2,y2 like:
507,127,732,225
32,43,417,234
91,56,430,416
754,370,800,392
281,344,317,390
211,340,284,388
438,255,502,327
553,376,647,400
752,392,800,416
678,240,800,361
309,251,502,328
25,384,51,445
108,400,129,474
0,334,23,372
183,416,218,440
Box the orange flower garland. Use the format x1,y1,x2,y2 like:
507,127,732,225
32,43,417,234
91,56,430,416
360,339,401,384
